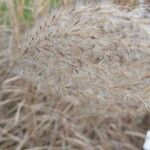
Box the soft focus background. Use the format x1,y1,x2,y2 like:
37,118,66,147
0,0,64,48
0,0,93,28
0,0,66,27
0,0,94,49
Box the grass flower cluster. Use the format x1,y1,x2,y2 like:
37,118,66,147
0,0,150,149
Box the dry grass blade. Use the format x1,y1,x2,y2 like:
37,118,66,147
7,0,20,45
125,131,146,138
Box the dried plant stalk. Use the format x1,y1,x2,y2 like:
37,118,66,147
7,0,20,46
16,0,24,19
62,0,71,7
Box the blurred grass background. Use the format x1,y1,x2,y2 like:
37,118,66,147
0,0,69,48
0,0,62,27
0,0,93,47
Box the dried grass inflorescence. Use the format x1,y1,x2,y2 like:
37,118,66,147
14,1,150,113
0,0,150,149
112,0,139,9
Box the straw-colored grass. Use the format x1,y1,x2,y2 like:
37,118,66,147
0,0,150,149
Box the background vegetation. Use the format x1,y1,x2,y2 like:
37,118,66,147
0,0,64,47
0,0,61,25
0,0,92,47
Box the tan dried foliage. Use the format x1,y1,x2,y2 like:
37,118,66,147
0,0,150,149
